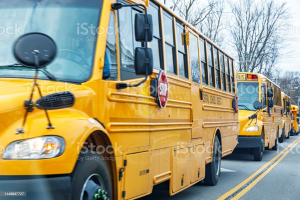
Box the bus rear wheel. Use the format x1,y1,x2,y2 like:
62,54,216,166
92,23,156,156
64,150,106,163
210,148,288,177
71,152,112,200
286,131,290,139
204,136,221,186
279,128,284,143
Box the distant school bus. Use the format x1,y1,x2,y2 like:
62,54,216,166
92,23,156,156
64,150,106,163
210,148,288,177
0,0,239,199
281,92,292,139
290,105,299,136
236,73,282,161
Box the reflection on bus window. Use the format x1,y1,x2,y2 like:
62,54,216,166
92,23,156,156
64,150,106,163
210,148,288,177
103,11,117,80
237,82,259,111
190,34,200,83
163,11,176,74
119,7,134,69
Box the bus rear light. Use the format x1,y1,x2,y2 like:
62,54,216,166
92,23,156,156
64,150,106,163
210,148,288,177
247,74,258,81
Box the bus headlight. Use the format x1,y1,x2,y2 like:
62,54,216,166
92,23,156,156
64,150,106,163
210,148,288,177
246,126,260,132
2,136,65,160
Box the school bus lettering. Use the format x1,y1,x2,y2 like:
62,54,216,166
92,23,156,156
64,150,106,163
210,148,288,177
203,94,210,103
217,97,222,105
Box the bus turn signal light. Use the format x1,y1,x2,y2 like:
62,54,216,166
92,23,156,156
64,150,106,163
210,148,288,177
247,74,258,81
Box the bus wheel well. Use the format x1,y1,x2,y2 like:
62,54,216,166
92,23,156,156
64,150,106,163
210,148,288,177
215,129,222,148
81,131,117,200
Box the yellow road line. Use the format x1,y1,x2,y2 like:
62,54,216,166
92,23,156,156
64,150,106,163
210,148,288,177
232,138,300,199
218,137,300,200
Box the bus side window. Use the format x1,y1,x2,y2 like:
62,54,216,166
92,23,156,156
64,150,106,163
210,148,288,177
118,3,142,80
207,43,215,87
176,21,188,79
220,52,226,91
262,84,267,108
190,34,200,83
225,56,231,92
103,11,118,80
199,38,208,85
148,2,163,70
214,48,221,89
163,11,177,75
230,59,235,93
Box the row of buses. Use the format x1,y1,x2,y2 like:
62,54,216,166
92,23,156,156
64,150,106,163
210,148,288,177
0,0,298,200
236,73,298,161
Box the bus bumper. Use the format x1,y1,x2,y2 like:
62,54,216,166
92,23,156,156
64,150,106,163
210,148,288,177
236,136,261,149
0,175,71,200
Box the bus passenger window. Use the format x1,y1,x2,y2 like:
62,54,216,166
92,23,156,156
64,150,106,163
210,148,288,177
190,34,200,83
200,38,208,85
176,22,188,78
226,56,231,92
163,11,177,75
103,11,117,80
262,84,267,108
220,52,226,91
214,48,221,89
230,59,235,93
148,2,163,70
207,43,215,87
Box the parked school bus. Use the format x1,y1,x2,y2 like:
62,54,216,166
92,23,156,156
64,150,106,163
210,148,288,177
290,105,299,136
281,92,292,139
0,0,239,199
236,73,282,161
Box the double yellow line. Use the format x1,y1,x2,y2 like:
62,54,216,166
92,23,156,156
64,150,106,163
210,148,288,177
218,137,300,200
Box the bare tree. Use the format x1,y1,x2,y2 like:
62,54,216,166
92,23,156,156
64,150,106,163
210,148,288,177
167,0,225,46
275,71,300,104
229,0,289,74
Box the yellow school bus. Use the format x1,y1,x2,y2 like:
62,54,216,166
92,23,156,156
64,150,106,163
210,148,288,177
0,0,239,199
236,73,281,161
290,105,299,136
281,92,292,139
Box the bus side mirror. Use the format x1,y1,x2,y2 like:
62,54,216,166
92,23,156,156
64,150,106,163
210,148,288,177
253,101,262,110
267,88,273,98
286,101,290,106
268,99,274,108
135,47,153,76
292,117,295,120
135,14,153,42
287,106,290,113
134,13,154,76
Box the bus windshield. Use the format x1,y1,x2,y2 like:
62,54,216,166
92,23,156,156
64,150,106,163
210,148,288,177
0,0,103,83
237,82,259,111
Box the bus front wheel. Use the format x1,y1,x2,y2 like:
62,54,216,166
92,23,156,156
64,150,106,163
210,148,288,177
71,152,112,200
253,136,264,161
204,136,221,186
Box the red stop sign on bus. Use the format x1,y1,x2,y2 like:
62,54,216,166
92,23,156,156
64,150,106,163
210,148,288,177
157,70,169,108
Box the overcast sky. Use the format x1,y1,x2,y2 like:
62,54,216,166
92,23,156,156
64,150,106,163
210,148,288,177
277,0,300,72
159,0,300,72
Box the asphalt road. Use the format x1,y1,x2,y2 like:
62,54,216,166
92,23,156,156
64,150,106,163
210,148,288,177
140,136,300,200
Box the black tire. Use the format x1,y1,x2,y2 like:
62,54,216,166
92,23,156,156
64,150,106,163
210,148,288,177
253,135,264,161
286,130,290,139
272,136,278,150
204,136,221,186
71,152,112,200
279,128,284,143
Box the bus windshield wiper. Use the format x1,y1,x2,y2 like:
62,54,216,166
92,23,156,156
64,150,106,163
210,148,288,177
0,63,57,81
238,104,250,110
